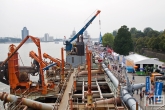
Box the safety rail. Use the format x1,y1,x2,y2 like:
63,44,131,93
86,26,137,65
6,100,17,110
65,68,79,110
12,99,23,110
156,104,165,110
64,64,86,110
53,67,73,110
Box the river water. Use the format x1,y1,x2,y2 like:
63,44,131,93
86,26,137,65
0,42,65,108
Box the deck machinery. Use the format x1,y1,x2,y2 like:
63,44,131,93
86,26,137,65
64,10,101,68
0,36,73,110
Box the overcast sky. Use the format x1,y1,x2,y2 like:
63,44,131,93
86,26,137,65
0,0,165,39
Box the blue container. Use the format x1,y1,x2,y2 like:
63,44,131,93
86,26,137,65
126,66,134,73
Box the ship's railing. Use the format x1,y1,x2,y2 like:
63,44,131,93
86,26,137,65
156,104,165,110
6,100,16,110
65,70,77,110
53,67,73,110
105,74,118,98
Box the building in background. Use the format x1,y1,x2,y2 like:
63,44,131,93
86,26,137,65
41,33,54,42
21,27,29,40
44,33,49,41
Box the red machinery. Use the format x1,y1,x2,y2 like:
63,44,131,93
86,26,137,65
1,35,47,94
43,48,65,82
43,53,61,67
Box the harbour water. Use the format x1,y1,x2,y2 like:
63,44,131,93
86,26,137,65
0,42,65,109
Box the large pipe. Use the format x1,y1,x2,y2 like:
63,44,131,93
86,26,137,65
72,93,113,98
122,89,142,110
102,63,119,88
19,66,37,73
0,92,53,110
102,63,143,110
95,97,121,105
78,70,103,76
96,80,103,98
132,83,145,90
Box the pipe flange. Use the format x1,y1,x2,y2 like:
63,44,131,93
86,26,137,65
126,97,136,105
130,103,136,109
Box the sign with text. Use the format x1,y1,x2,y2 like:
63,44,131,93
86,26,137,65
146,76,150,93
154,81,163,103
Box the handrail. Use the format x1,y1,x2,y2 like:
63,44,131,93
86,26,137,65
156,104,165,110
53,67,72,110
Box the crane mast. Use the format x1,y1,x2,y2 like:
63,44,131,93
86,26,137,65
64,10,101,53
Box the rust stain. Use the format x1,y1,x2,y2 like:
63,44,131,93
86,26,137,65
31,103,42,109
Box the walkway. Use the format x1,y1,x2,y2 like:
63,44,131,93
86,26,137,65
58,69,76,110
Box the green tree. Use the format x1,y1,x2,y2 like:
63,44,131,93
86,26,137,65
102,33,114,48
147,37,154,48
143,27,153,36
135,30,145,37
130,27,137,38
113,25,133,55
147,30,160,37
159,31,165,51
152,37,161,50
135,37,147,52
130,27,137,34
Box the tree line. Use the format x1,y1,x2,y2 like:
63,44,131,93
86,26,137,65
102,25,165,55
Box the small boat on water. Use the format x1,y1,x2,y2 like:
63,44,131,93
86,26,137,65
54,41,59,44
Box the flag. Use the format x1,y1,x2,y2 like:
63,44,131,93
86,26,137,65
99,32,102,44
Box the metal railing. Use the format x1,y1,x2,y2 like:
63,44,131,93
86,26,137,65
53,67,73,110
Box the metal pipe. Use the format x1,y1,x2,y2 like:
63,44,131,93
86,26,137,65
122,89,142,110
132,83,145,90
102,93,114,97
95,97,121,104
0,92,53,110
73,93,114,98
72,94,113,98
102,63,119,88
78,70,103,76
96,80,103,98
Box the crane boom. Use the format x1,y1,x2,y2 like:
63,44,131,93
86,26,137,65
29,51,47,68
43,53,61,67
65,10,101,51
